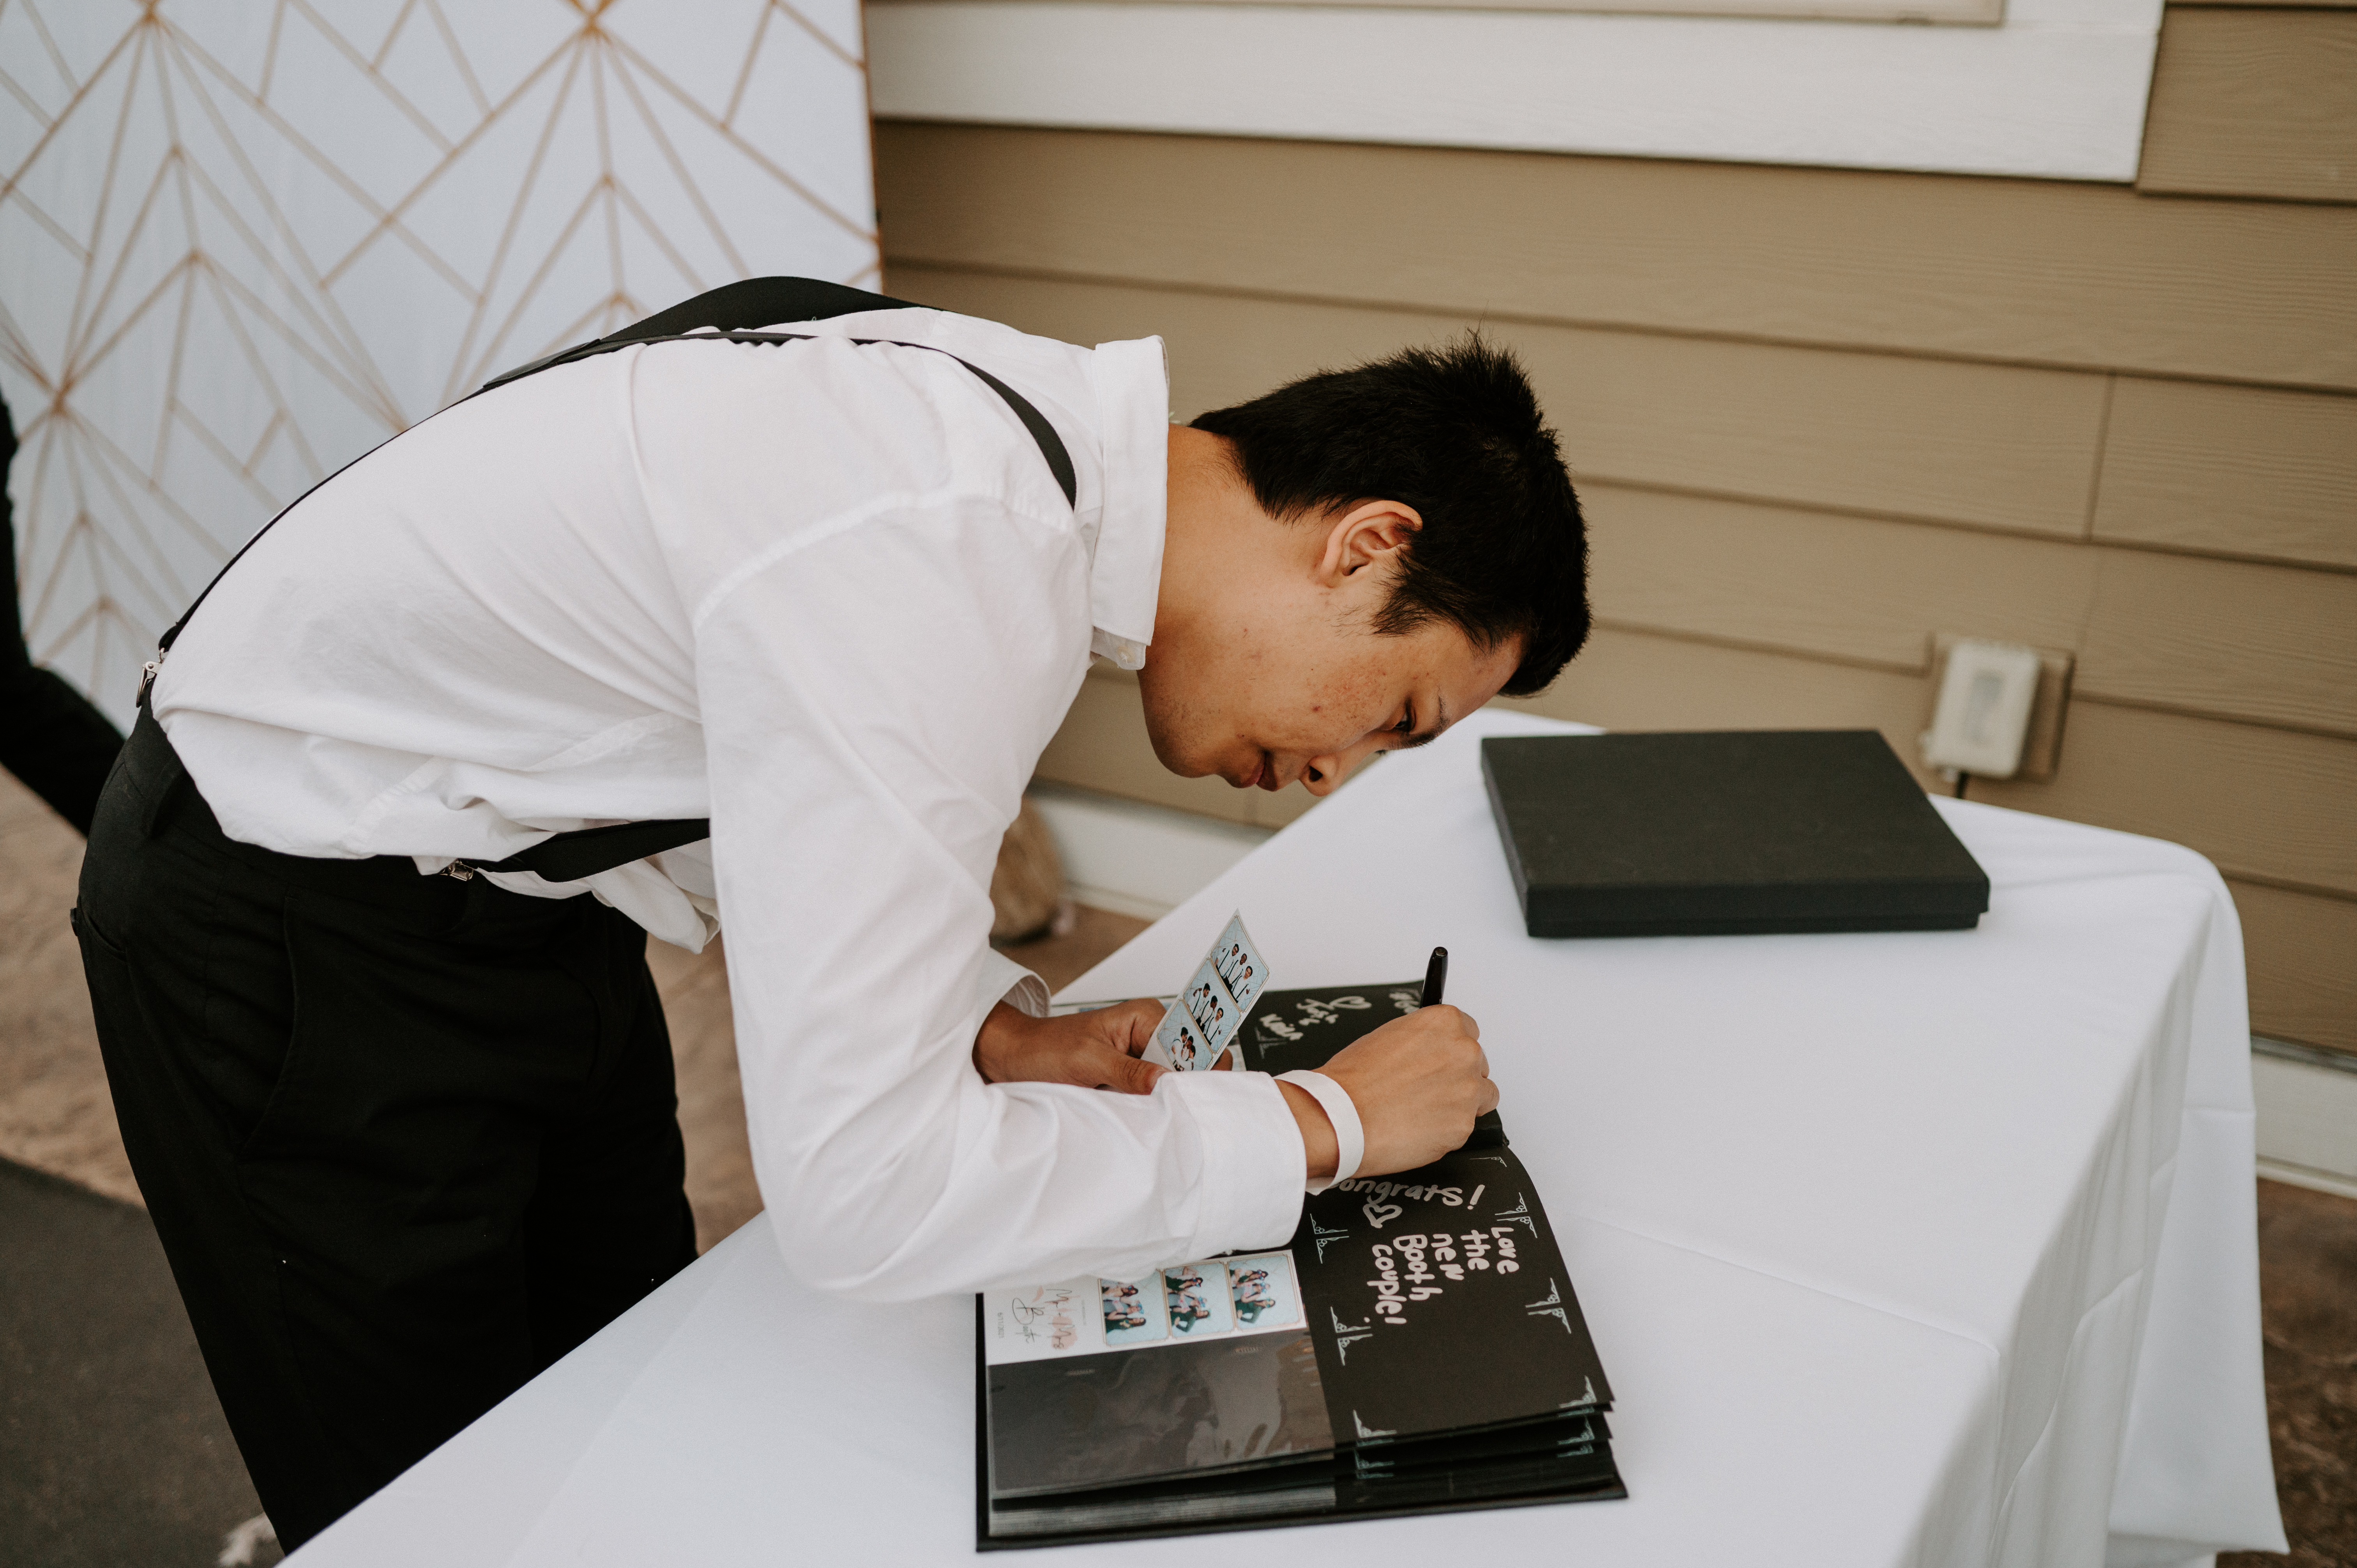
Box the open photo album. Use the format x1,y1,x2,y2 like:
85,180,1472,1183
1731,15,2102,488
980,942,1622,1547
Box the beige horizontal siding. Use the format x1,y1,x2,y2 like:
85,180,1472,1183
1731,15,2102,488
2233,881,2357,1054
2095,378,2357,570
890,265,2111,539
2076,549,2357,736
1968,705,2357,897
1499,625,1934,771
1581,485,2357,735
901,266,2357,736
1580,486,2101,673
2140,8,2357,203
876,122,2357,390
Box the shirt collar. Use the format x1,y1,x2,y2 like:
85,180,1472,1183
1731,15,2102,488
1083,337,1168,671
751,307,1169,670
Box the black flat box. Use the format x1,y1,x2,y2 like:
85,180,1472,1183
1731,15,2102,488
1481,731,1989,938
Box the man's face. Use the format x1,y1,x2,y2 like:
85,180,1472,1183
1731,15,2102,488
1141,609,1519,798
1142,429,1523,798
1138,515,1523,797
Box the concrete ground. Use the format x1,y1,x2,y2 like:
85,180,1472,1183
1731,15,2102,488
1,767,2347,1565
0,1155,280,1568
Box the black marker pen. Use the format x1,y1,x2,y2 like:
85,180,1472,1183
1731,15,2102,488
1422,946,1449,1007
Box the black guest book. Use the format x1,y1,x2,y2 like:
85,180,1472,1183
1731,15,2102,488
978,983,1620,1548
1481,730,1990,939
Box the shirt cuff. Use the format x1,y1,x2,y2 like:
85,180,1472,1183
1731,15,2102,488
1159,1068,1307,1254
976,946,1050,1021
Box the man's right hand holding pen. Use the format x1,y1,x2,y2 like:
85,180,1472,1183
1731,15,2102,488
1277,1001,1494,1181
1277,946,1492,1182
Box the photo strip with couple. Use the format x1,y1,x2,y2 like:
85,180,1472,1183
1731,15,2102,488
1147,913,1270,1072
982,1253,1307,1365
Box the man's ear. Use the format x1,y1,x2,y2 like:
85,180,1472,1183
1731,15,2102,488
1315,499,1424,585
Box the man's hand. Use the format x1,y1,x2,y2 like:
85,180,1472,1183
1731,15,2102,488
1279,1005,1497,1180
973,999,1167,1094
973,998,1496,1181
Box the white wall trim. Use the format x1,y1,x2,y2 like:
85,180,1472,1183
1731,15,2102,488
868,0,2163,183
1028,784,1273,920
2257,1159,2357,1203
2252,1040,2357,1199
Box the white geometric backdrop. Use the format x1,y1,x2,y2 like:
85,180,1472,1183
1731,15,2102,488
0,0,879,726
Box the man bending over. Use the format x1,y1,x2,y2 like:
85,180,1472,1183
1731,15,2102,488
74,279,1588,1545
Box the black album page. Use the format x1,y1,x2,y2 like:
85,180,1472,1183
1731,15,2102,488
978,982,1621,1547
1293,1145,1611,1443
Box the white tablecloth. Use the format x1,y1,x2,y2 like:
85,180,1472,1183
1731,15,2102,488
293,710,2285,1566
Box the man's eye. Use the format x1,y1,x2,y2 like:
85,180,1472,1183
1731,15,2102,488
1393,704,1416,736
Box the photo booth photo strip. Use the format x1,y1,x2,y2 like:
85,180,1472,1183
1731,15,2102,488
1099,1275,1171,1348
1143,912,1270,1072
1160,1263,1236,1337
982,1254,1305,1366
1210,912,1269,1009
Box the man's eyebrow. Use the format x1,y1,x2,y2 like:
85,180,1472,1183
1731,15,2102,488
1398,696,1447,749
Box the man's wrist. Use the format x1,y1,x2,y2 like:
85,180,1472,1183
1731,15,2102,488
972,1000,1037,1083
1277,1080,1341,1182
1277,1070,1364,1190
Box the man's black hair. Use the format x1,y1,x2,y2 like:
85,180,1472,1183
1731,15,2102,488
1189,334,1587,697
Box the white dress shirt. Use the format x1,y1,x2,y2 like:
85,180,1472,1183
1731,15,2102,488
154,305,1309,1299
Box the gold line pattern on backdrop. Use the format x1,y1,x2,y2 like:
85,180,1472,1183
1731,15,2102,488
0,0,879,726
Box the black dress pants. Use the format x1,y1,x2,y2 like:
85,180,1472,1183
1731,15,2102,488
74,711,699,1549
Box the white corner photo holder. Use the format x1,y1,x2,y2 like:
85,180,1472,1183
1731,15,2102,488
1921,637,2043,779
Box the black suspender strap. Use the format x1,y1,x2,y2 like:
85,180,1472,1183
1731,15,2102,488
476,329,1078,507
477,817,714,884
148,279,1081,885
153,313,1076,675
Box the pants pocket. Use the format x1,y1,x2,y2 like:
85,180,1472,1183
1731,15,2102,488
233,897,327,1162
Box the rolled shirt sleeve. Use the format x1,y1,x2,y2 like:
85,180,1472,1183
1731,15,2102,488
979,946,1052,1022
